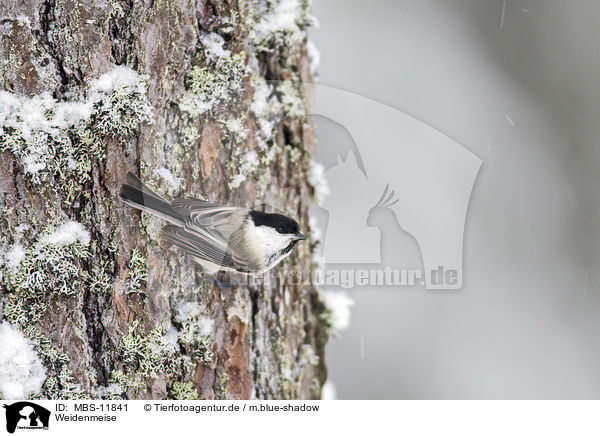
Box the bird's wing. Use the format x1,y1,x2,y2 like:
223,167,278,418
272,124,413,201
171,199,247,243
169,199,252,270
161,225,251,273
170,198,224,216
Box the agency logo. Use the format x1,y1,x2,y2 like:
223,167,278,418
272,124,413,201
309,84,482,289
2,402,50,434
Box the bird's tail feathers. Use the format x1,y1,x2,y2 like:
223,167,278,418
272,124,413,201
120,172,183,225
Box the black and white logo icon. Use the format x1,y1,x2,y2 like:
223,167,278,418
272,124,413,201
2,402,50,434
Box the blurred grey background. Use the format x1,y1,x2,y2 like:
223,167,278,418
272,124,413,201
309,0,600,398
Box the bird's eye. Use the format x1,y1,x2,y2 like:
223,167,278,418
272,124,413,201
277,227,285,233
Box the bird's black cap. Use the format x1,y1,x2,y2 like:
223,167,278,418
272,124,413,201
249,210,301,235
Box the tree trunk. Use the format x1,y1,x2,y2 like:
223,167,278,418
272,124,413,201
0,0,329,400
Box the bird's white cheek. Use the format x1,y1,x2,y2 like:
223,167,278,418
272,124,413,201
254,227,292,253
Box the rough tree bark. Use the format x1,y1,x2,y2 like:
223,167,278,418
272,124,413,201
0,0,329,400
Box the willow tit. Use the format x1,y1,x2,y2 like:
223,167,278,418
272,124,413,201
119,172,306,275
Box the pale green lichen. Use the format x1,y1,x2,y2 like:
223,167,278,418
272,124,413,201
179,52,247,116
2,293,47,327
249,75,279,140
118,321,178,373
140,212,164,243
177,22,312,197
108,315,212,397
96,382,124,400
213,369,229,400
5,221,91,300
228,149,260,189
252,0,317,55
109,0,127,20
24,325,90,400
88,260,114,295
170,381,199,400
126,249,148,295
110,321,183,396
174,302,215,365
219,117,248,144
1,220,94,399
180,124,200,150
222,73,306,191
87,74,153,138
276,79,305,118
0,67,152,201
0,93,96,185
251,75,306,122
99,262,218,398
108,369,144,395
177,323,214,365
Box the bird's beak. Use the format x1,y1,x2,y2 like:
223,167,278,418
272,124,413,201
294,232,307,241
